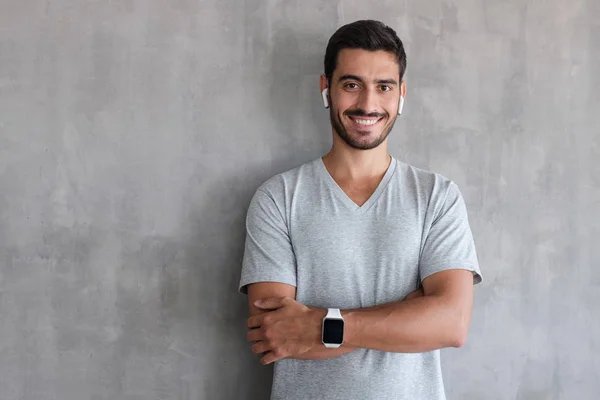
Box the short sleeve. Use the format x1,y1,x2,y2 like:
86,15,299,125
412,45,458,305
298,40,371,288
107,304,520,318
419,182,482,285
238,188,297,295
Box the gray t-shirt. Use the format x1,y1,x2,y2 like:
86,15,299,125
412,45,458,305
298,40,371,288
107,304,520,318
239,155,482,400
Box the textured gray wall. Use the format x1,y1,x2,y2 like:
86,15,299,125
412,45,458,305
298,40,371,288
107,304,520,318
1,1,598,399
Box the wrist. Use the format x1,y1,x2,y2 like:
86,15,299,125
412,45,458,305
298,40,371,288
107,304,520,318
309,307,328,345
340,309,358,347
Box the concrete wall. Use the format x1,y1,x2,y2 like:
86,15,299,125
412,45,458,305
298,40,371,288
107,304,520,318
1,1,598,399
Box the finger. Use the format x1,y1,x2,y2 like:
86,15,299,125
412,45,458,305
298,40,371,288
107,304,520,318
254,297,286,310
260,349,285,365
246,328,264,342
252,341,270,354
247,315,264,329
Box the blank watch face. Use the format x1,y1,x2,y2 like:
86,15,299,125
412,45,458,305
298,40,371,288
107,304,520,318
323,319,344,344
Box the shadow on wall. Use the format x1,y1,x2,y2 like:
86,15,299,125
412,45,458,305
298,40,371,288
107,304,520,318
147,169,275,398
178,170,273,399
266,26,331,172
160,27,329,398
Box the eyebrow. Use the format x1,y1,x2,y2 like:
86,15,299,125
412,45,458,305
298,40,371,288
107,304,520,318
338,74,399,85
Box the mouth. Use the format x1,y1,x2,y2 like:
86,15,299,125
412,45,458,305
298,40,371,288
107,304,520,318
347,116,384,129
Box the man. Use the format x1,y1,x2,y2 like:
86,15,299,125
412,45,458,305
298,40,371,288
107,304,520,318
239,20,482,400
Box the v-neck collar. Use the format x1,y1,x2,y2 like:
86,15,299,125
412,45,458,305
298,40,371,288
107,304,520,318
317,155,398,214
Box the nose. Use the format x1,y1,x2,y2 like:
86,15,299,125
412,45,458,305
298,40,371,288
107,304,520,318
355,87,378,115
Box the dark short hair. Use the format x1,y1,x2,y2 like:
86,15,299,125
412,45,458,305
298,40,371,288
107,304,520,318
324,20,407,83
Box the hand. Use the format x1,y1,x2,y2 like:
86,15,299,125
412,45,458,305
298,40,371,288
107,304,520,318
404,287,425,300
246,297,324,365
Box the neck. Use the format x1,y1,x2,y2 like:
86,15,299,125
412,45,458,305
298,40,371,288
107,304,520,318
322,141,391,181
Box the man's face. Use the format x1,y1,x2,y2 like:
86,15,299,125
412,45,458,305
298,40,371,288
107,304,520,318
326,49,404,150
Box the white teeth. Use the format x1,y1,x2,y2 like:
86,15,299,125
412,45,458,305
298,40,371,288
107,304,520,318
354,118,378,126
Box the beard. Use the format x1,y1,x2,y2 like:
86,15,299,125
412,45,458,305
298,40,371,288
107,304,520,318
329,104,398,150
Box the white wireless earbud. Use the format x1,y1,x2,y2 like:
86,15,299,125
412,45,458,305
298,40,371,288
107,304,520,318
322,88,329,109
398,96,405,115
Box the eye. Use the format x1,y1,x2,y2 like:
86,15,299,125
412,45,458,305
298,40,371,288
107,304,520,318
380,85,392,92
344,82,360,90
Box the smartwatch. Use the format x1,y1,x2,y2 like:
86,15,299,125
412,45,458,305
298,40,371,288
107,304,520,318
322,308,345,348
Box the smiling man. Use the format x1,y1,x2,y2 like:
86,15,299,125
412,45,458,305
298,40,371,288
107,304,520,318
239,20,482,400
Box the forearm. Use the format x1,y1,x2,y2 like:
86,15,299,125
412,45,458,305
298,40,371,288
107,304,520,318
246,271,473,364
342,294,469,353
290,289,432,360
290,346,354,360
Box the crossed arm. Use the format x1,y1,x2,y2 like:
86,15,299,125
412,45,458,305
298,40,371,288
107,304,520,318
246,268,474,365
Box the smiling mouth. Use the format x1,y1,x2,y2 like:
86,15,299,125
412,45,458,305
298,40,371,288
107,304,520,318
348,116,383,127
